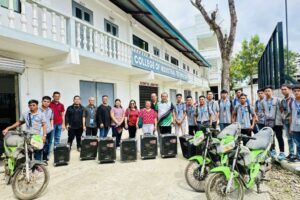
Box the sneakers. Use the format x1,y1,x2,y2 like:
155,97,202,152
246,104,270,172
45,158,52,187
270,150,277,158
278,152,286,161
286,154,293,160
288,155,300,163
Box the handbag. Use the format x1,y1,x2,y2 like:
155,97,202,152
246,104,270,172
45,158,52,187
138,109,144,128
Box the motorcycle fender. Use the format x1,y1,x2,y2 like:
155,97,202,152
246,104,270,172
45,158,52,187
210,166,238,180
189,156,211,165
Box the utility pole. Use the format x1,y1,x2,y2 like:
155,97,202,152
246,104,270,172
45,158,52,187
285,0,289,77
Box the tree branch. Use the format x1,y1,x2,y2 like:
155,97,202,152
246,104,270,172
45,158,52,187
225,0,238,57
190,0,225,51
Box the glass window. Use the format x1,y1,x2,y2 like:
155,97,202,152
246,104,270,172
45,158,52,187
105,19,119,37
183,63,186,70
165,53,169,61
72,1,93,24
133,35,148,51
187,66,190,71
0,0,21,13
171,56,179,66
153,47,160,57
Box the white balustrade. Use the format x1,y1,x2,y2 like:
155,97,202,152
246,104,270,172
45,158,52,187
51,12,57,41
8,0,15,28
20,0,27,32
41,8,47,38
32,3,38,35
60,16,66,43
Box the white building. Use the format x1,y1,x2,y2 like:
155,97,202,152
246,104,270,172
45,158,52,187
0,0,210,129
180,14,222,99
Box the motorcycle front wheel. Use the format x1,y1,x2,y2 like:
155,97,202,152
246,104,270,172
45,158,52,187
12,164,49,200
205,173,244,200
185,161,208,192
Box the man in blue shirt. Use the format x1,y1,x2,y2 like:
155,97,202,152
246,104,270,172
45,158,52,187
232,89,250,107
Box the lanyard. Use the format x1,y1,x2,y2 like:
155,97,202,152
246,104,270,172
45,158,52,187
199,106,205,120
267,99,273,112
176,103,182,116
241,106,246,119
221,100,227,112
89,106,95,117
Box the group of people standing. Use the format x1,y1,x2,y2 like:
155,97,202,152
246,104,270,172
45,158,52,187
2,84,300,163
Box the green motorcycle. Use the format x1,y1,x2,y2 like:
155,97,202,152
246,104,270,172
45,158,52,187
205,127,274,200
185,123,240,192
3,130,50,200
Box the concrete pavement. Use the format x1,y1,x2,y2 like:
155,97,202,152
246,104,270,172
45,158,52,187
0,130,271,200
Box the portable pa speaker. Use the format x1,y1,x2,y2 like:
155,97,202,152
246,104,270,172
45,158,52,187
80,136,98,160
54,143,70,166
140,134,157,159
120,139,137,161
160,134,177,158
179,135,199,159
98,137,116,163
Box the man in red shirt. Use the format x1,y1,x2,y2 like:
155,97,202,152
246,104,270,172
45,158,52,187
49,91,65,146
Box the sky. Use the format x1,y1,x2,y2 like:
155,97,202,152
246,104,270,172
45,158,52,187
151,0,300,55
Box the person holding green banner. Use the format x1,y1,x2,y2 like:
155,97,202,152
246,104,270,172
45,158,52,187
139,101,157,134
157,92,175,134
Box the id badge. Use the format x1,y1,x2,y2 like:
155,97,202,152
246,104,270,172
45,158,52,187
296,118,300,125
90,119,94,125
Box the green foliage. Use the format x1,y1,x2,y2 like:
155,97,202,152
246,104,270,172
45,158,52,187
284,48,299,78
230,35,265,88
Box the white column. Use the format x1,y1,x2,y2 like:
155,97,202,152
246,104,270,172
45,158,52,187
32,3,38,35
88,28,93,52
51,12,57,41
82,25,87,50
8,0,15,28
108,37,112,58
41,8,47,38
94,32,99,53
76,22,81,48
20,0,27,32
60,16,66,44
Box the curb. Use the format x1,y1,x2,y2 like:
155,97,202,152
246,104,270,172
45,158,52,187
276,159,300,175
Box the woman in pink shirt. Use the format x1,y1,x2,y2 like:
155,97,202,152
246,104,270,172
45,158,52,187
139,101,157,134
110,99,125,147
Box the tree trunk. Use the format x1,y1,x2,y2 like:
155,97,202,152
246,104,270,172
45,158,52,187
221,56,231,92
250,76,254,106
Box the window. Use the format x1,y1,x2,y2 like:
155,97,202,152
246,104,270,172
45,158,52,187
133,35,148,51
187,66,190,72
0,0,21,13
193,69,195,74
165,53,169,61
171,56,178,66
196,71,198,76
72,1,93,24
183,63,186,70
153,47,160,57
105,19,119,37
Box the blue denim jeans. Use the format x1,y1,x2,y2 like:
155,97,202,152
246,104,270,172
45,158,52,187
219,123,230,131
292,132,300,159
99,127,110,138
284,123,295,155
53,124,62,146
43,131,53,159
34,150,43,161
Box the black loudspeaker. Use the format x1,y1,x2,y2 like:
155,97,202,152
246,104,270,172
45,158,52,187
98,137,116,163
80,136,98,160
160,134,177,158
179,135,199,159
140,134,157,159
120,139,137,161
54,144,70,166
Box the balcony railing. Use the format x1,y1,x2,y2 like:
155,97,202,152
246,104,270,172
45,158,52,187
0,0,208,87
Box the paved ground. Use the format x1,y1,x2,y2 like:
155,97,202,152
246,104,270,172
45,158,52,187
0,130,272,200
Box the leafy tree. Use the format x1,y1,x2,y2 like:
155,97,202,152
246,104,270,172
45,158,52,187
230,35,264,103
284,48,299,79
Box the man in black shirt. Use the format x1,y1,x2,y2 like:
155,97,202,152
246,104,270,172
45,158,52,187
97,95,112,138
83,97,97,136
65,95,84,151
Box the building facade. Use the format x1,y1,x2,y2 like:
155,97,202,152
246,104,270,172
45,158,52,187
181,14,222,99
0,0,210,130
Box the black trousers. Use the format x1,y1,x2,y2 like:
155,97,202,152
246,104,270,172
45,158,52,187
128,125,137,138
159,126,172,134
271,125,284,152
211,122,217,129
68,128,83,148
188,126,197,136
241,129,252,144
86,127,98,136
